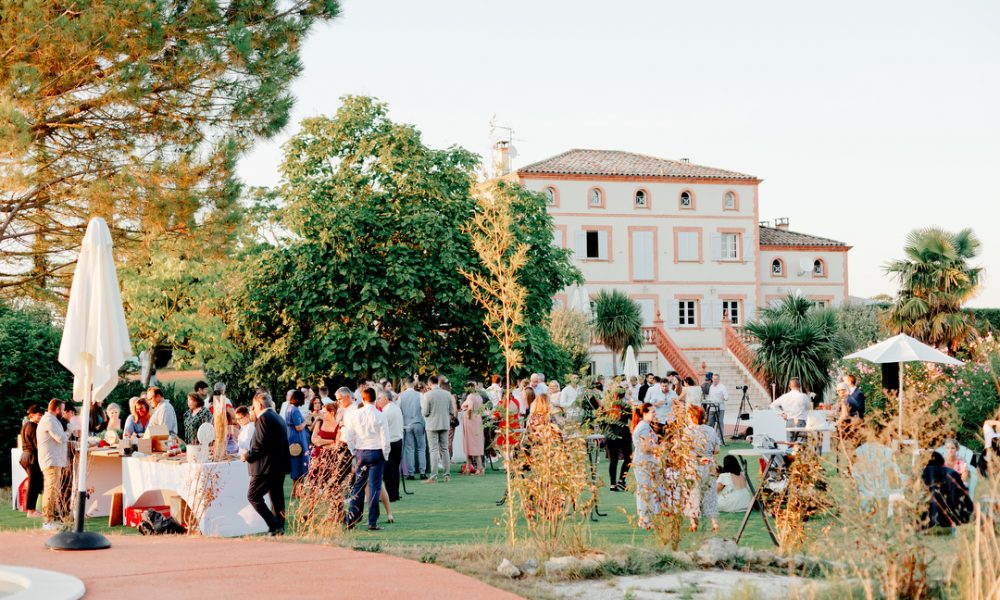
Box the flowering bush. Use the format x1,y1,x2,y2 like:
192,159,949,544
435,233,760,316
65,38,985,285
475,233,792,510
839,334,1000,450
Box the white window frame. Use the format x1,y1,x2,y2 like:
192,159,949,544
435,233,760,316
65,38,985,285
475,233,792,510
589,188,603,207
638,361,652,376
721,233,739,261
724,191,736,210
680,191,693,208
722,299,741,326
813,259,826,277
544,187,556,205
678,300,697,327
771,259,783,276
634,189,648,208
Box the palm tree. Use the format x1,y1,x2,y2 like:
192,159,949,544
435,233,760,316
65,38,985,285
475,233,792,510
744,295,852,400
591,289,643,375
883,227,982,353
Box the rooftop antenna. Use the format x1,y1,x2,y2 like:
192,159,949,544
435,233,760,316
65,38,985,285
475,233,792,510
489,115,521,176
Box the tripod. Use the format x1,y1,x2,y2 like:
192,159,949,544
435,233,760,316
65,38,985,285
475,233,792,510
732,386,755,439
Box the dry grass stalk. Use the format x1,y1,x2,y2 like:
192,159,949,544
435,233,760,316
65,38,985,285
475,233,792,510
286,447,353,540
509,416,594,557
819,386,962,599
767,443,830,551
186,464,221,534
460,180,529,548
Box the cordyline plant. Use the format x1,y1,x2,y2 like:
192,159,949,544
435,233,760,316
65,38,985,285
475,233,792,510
460,180,528,548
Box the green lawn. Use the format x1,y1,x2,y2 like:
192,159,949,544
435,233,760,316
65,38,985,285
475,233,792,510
0,442,784,551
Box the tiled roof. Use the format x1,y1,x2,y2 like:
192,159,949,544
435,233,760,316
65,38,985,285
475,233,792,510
759,225,847,248
518,149,757,180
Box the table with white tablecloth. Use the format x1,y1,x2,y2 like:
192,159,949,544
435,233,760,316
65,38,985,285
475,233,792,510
121,457,268,537
11,447,121,516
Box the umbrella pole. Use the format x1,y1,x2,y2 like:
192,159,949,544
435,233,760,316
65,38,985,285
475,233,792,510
47,377,110,550
898,362,904,439
74,383,92,534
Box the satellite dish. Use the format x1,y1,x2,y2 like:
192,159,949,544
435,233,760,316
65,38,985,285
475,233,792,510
798,257,813,275
509,145,518,160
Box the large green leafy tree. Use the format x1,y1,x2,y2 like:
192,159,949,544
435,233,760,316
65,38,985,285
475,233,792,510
232,97,578,385
883,228,982,353
745,295,852,401
0,0,340,299
592,289,643,375
0,302,73,484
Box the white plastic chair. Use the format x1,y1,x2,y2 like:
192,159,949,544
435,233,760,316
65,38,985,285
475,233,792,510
853,442,906,514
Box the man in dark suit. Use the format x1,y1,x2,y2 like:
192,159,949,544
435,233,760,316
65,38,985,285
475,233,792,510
243,391,290,535
637,373,654,403
844,374,865,418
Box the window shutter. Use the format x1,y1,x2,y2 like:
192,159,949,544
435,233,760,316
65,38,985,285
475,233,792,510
742,233,754,262
666,301,680,328
574,232,587,259
632,231,653,280
710,233,722,261
704,300,721,328
744,300,754,323
597,230,609,260
637,298,655,326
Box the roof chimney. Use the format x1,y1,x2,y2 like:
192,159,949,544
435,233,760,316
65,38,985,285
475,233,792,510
493,140,511,177
759,220,771,228
680,157,690,164
774,217,789,231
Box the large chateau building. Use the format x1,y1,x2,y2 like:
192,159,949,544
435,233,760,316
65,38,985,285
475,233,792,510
512,148,851,406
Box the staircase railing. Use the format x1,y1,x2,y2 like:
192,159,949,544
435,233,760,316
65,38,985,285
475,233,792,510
722,321,770,395
647,312,698,381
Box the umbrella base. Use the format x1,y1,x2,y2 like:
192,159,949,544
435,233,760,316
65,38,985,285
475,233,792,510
46,531,111,551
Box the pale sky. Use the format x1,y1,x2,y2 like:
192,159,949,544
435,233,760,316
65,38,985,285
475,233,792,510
237,0,1000,306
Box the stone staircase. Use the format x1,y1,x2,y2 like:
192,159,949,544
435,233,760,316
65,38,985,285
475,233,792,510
683,349,772,429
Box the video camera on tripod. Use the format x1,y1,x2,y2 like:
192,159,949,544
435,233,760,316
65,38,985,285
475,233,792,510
732,384,755,439
735,385,748,391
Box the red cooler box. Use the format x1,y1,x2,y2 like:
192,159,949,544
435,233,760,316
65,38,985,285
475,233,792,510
124,505,171,528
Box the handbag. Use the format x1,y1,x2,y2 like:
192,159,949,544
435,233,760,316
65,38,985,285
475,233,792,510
19,450,35,470
289,442,303,457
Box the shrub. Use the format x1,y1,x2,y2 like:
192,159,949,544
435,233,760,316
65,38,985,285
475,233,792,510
0,302,72,485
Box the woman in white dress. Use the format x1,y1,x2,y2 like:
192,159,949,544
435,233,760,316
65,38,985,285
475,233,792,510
632,403,660,529
680,376,703,408
716,455,752,513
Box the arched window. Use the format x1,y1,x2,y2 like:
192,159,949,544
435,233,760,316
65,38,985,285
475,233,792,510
679,190,694,209
588,187,604,207
771,258,784,276
634,189,648,208
543,186,558,206
813,259,826,277
724,191,737,210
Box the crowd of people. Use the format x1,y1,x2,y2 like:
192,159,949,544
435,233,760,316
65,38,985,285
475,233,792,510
14,366,1000,537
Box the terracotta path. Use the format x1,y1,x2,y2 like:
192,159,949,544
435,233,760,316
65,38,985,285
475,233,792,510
0,532,523,599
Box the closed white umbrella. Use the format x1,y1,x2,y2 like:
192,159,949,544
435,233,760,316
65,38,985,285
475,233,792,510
50,217,132,550
623,345,639,380
844,333,963,438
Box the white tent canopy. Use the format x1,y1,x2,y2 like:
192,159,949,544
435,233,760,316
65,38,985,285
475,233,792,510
844,333,963,437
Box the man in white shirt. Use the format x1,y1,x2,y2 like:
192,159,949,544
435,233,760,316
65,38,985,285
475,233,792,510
343,388,390,530
530,373,548,400
235,406,255,460
557,375,580,421
646,377,668,424
148,387,178,436
318,386,334,406
770,377,812,427
37,399,69,530
705,374,729,437
377,392,405,501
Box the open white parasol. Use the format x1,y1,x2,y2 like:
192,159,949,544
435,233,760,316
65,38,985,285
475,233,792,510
844,332,963,438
